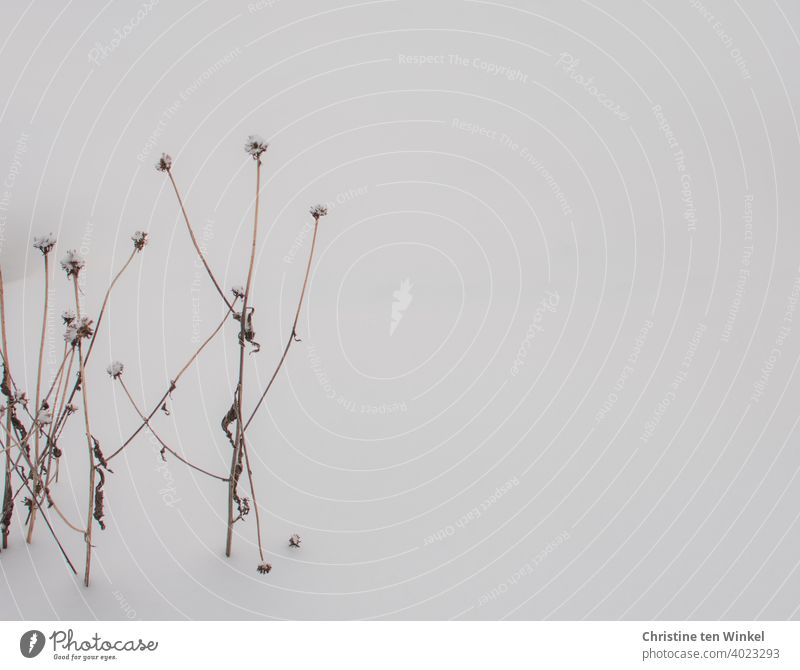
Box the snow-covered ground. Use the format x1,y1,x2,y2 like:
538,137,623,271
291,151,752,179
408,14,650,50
1,0,799,620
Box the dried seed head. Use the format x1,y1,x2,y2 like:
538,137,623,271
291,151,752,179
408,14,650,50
244,135,268,160
76,316,93,339
156,153,172,172
310,204,328,220
60,249,85,278
65,403,77,414
33,233,57,255
62,309,76,325
256,562,272,575
231,285,245,299
132,230,148,251
36,409,53,425
289,533,301,548
106,361,124,379
12,391,27,406
65,316,93,346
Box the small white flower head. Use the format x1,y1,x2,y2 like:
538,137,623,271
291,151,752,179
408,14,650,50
61,309,76,325
156,153,172,172
231,285,245,299
64,323,78,345
244,135,268,160
60,249,85,278
12,390,27,406
33,233,57,255
36,409,53,425
310,204,328,220
132,230,148,251
65,316,93,346
106,360,124,379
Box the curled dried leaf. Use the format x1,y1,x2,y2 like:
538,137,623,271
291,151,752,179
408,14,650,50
93,469,107,531
92,435,113,472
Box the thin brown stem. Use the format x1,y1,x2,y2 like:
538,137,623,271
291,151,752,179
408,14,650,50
241,439,264,561
51,249,138,441
106,299,238,463
227,157,262,557
0,344,70,484
73,276,96,587
118,378,228,482
27,254,49,542
10,462,77,573
44,344,73,487
166,169,233,313
1,428,85,534
244,216,320,433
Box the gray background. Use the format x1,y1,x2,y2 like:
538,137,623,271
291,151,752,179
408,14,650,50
0,0,799,620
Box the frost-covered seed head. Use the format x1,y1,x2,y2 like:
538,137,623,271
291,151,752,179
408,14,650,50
106,361,124,379
33,233,57,255
132,231,148,251
244,135,269,160
156,153,172,172
65,316,93,345
60,250,85,278
309,204,328,220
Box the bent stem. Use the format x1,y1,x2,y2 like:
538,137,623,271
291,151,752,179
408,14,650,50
106,299,238,463
241,439,264,561
73,276,96,587
118,377,228,482
227,156,262,557
9,461,77,573
44,343,73,487
27,254,50,543
244,215,320,432
166,169,233,313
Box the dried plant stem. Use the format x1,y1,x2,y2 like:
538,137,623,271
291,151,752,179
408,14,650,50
0,425,86,535
241,439,264,561
166,169,233,313
44,344,73,486
10,462,77,573
243,216,320,433
73,276,96,587
4,341,72,513
26,254,49,542
118,377,228,482
51,249,137,441
0,268,11,549
106,300,238,463
227,157,262,557
84,249,136,364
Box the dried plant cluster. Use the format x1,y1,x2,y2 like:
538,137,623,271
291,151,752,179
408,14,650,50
0,136,322,586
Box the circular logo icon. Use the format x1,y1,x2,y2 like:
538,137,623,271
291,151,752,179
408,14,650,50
20,630,45,658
